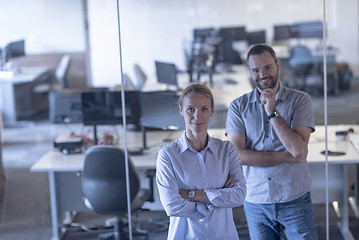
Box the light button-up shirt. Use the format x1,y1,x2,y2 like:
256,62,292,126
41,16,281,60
156,133,246,240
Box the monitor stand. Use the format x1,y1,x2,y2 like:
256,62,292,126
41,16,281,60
93,125,99,145
142,125,148,150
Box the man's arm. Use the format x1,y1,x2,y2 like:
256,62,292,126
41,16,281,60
227,132,306,167
270,118,311,158
260,88,311,158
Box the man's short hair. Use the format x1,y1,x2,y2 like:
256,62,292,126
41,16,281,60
247,44,277,62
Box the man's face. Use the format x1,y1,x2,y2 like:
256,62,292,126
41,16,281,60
247,51,280,91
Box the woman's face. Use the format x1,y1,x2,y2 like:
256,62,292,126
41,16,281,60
179,93,213,134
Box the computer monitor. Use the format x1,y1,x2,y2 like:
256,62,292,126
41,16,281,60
81,90,140,126
155,61,178,88
139,91,184,130
290,21,323,39
217,26,246,65
1,39,25,65
49,91,83,124
81,90,141,144
273,25,292,41
218,26,247,41
193,27,217,42
247,30,266,46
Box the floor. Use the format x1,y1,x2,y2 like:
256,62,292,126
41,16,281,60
1,76,359,240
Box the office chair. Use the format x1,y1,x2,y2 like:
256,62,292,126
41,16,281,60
33,54,71,93
133,64,147,90
113,73,137,91
81,145,166,240
287,45,313,77
287,45,340,95
123,73,137,91
287,45,315,91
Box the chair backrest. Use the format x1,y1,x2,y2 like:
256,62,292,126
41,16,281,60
287,45,313,76
55,55,71,89
82,146,140,215
133,64,147,90
123,73,137,91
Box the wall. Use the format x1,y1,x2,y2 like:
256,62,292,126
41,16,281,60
88,0,359,88
0,0,358,88
0,0,85,53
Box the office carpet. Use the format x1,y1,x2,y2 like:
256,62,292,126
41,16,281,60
1,79,359,240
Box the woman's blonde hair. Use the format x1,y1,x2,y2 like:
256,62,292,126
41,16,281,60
178,83,214,109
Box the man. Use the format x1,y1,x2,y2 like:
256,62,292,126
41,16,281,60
226,44,318,240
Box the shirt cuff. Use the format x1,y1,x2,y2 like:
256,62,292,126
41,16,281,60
203,188,221,202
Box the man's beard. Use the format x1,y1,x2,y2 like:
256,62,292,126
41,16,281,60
256,74,278,90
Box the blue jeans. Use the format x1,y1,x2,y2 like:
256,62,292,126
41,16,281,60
243,192,318,240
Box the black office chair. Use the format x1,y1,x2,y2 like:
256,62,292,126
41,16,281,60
81,145,165,240
33,54,71,93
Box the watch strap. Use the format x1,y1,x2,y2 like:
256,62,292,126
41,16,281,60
268,110,279,119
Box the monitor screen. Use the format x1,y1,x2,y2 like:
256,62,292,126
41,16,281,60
139,91,185,130
193,27,218,42
2,39,25,63
246,30,266,46
290,21,323,39
273,25,292,41
155,61,178,87
81,90,140,126
49,91,83,124
216,26,246,65
218,26,247,42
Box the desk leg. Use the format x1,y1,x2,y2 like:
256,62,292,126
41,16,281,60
336,165,355,240
49,172,60,240
349,164,359,219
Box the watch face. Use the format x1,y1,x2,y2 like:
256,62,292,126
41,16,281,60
269,110,279,119
188,190,195,198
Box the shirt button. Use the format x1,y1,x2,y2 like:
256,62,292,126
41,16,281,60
266,136,269,138
268,177,272,180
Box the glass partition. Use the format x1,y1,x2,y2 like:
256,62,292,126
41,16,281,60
86,0,359,239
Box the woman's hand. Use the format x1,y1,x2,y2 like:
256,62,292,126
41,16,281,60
223,175,238,188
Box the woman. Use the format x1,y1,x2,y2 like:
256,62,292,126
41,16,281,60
156,84,246,240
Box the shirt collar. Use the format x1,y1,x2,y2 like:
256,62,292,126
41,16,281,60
178,132,214,154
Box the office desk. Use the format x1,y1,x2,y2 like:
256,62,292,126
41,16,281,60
31,127,359,240
308,125,359,240
31,129,186,240
0,66,48,125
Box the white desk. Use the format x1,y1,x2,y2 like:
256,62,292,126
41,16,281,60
308,125,359,240
31,127,359,240
0,66,48,124
31,129,185,240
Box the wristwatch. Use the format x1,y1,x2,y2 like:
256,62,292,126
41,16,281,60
268,109,280,120
188,190,196,202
